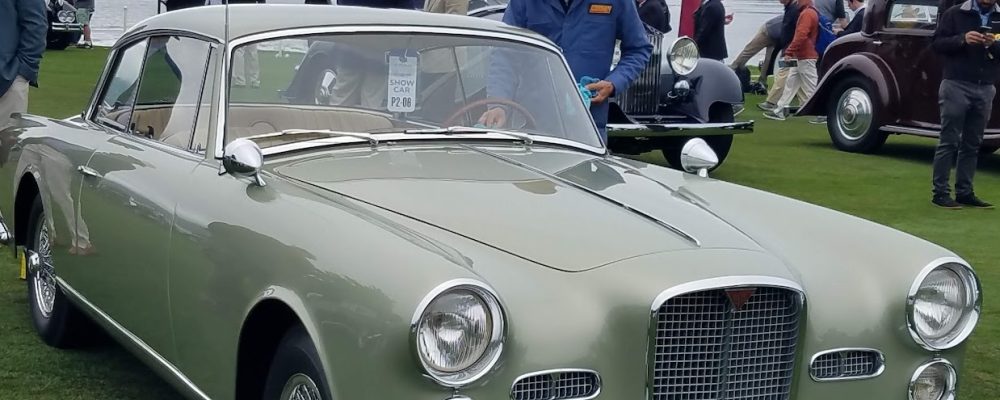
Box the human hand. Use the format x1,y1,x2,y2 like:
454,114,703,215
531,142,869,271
725,12,734,25
985,33,997,46
478,107,507,128
585,80,615,104
966,31,987,45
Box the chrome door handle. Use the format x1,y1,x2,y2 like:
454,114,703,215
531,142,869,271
77,165,101,178
873,40,883,46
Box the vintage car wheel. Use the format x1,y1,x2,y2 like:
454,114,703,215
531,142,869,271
46,32,75,51
826,77,888,153
263,325,331,400
980,145,999,155
661,104,734,171
25,196,89,348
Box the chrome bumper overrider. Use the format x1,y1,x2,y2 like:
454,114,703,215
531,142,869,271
51,23,83,32
607,120,754,138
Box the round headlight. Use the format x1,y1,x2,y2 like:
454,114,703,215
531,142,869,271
57,10,75,23
909,359,956,400
412,280,505,387
907,259,981,350
669,37,700,76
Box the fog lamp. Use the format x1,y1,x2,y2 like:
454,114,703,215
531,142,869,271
909,359,956,400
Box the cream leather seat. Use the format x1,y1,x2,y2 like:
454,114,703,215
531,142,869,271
227,104,395,139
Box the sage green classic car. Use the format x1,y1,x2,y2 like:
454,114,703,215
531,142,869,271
0,5,983,400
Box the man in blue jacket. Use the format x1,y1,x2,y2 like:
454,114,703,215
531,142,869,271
0,0,46,130
479,0,653,140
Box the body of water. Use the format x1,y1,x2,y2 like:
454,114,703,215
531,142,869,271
90,0,786,63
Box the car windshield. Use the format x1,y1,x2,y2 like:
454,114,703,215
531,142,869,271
225,32,602,150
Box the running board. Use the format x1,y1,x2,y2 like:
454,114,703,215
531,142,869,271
880,125,1000,140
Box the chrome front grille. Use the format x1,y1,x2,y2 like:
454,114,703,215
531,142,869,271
617,29,663,117
650,286,802,400
511,370,600,400
810,349,884,381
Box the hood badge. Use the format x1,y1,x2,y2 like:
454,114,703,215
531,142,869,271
725,288,757,311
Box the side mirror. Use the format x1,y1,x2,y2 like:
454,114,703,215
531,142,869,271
221,138,266,186
680,138,719,177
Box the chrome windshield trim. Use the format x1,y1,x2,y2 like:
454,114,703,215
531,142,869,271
214,25,605,159
644,276,806,399
258,132,605,156
510,368,602,400
55,277,211,400
808,348,886,382
905,256,981,351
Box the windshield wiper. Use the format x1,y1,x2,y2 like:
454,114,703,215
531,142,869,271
397,126,533,146
246,129,380,149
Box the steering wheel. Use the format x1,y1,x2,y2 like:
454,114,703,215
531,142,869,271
442,98,539,130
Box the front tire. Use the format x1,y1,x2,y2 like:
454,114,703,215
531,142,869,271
26,195,89,348
661,103,735,171
980,145,999,155
46,32,73,50
826,76,888,153
263,326,331,400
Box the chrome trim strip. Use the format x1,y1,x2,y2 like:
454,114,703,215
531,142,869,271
908,358,956,400
644,276,806,399
55,277,211,400
808,347,886,382
214,25,605,159
880,125,1000,140
259,132,606,157
409,278,507,388
905,257,982,351
458,144,700,246
509,368,602,400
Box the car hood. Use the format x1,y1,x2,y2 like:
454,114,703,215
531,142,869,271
272,143,764,272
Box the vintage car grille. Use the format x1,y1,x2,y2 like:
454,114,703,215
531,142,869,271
510,370,600,400
650,287,802,400
616,30,663,117
809,350,884,380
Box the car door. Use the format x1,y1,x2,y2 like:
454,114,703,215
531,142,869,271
74,34,215,360
874,0,939,127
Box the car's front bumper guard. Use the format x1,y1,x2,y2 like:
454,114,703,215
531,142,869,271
51,23,84,32
607,120,754,138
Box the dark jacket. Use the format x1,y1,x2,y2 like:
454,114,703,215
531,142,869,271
638,0,670,33
933,0,1000,84
694,0,727,60
779,0,801,50
838,6,864,37
0,0,46,95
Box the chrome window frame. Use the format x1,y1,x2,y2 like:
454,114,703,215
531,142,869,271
644,276,807,400
905,256,981,351
215,25,608,159
808,348,886,382
510,368,602,400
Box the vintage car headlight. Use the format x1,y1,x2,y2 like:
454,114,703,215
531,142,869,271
907,259,981,350
668,37,700,76
57,10,75,23
909,359,956,400
412,279,505,387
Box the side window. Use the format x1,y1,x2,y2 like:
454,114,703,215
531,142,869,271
887,2,939,29
131,36,212,150
94,40,148,130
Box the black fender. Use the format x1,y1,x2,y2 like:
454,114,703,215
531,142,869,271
797,52,899,124
283,42,340,104
684,59,744,122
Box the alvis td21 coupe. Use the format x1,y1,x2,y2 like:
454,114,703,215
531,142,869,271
0,5,982,400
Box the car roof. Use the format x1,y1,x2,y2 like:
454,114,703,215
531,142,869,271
119,4,544,46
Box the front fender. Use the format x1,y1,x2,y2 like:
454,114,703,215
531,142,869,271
798,53,899,123
686,59,744,121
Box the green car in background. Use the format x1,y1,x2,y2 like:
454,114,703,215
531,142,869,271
0,5,982,400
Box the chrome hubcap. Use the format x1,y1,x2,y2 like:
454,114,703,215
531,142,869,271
280,373,322,400
836,88,873,141
32,221,56,318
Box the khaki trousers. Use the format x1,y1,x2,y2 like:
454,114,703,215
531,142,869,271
775,59,819,111
0,76,28,130
424,0,469,14
730,24,776,72
329,64,388,109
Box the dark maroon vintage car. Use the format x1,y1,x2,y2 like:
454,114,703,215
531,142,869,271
799,0,1000,154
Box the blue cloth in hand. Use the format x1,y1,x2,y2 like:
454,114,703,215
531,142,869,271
577,76,601,103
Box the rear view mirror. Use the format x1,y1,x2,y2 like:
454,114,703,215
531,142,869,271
680,138,719,177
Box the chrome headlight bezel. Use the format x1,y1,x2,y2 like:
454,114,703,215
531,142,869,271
908,358,957,400
906,257,982,351
410,279,506,388
668,37,700,76
57,10,76,23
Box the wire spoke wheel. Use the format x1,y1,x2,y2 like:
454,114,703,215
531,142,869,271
280,373,323,400
32,220,57,318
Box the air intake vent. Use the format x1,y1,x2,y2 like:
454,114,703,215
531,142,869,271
810,349,885,381
510,370,600,400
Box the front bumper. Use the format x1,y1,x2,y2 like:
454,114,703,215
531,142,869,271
50,23,83,32
608,120,754,138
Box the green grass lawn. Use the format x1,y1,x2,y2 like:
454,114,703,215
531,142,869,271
3,47,999,398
